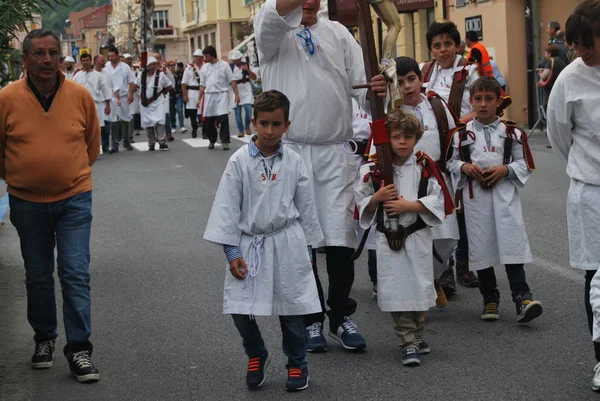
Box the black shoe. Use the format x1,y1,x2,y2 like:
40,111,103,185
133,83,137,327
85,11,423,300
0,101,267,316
223,143,230,151
191,130,197,139
68,347,100,383
102,147,110,154
286,367,309,392
439,268,456,296
111,146,119,153
32,340,55,369
456,261,480,288
208,142,215,150
129,139,135,143
148,144,155,151
135,132,140,136
159,143,168,150
124,144,134,151
514,292,543,323
481,290,500,321
167,134,175,142
246,353,270,390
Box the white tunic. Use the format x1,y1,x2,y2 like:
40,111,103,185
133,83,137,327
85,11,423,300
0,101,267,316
200,60,234,117
231,64,255,106
547,59,600,271
255,0,367,248
134,71,172,128
447,119,533,270
130,70,141,116
203,145,324,316
182,63,203,110
72,69,112,127
402,94,459,241
354,156,445,311
420,56,479,118
104,61,135,122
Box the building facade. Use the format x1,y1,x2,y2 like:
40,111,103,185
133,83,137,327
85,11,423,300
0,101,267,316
180,0,251,61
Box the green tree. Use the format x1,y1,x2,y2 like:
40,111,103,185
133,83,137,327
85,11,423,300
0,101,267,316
0,0,67,86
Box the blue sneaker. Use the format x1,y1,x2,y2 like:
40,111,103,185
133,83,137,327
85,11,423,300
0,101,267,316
286,367,309,392
415,336,430,354
329,316,366,351
306,323,327,353
402,345,420,366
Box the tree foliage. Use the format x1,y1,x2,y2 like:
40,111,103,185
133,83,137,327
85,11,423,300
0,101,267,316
0,0,67,86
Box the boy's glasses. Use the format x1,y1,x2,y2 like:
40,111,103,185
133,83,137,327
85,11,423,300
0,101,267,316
31,49,60,59
296,29,315,55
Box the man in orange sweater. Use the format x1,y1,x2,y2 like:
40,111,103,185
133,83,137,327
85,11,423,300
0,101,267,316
0,30,101,383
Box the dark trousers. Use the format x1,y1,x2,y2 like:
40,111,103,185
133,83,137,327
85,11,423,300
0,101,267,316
110,120,130,148
477,264,530,301
305,246,357,329
169,96,177,128
9,192,93,354
100,126,110,150
232,314,307,369
584,270,600,361
455,211,469,263
368,250,377,285
203,114,230,144
186,109,199,135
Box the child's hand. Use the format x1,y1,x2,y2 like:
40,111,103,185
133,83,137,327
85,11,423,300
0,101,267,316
372,181,397,204
229,258,248,280
461,163,484,181
383,196,411,217
482,165,510,187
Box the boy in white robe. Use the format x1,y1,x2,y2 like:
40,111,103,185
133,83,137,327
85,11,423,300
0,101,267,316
547,0,600,390
396,56,460,309
354,109,451,367
447,77,542,323
203,90,323,392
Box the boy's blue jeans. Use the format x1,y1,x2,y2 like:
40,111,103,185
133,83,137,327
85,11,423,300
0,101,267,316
234,104,252,133
232,314,307,369
9,191,93,349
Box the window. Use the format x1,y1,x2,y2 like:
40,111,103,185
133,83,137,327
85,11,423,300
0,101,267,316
180,0,185,17
455,0,467,7
152,10,170,29
200,0,206,10
154,44,166,58
204,34,209,47
190,37,195,52
211,32,216,46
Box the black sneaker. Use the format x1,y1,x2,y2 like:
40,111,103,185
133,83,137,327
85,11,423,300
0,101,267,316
68,347,100,383
102,147,110,154
223,143,230,151
286,367,309,392
124,144,134,151
167,134,175,142
481,291,500,321
456,260,480,288
246,353,270,390
514,293,543,323
159,143,168,150
208,142,215,150
32,340,55,369
191,130,197,138
111,146,119,153
149,144,155,151
439,267,457,296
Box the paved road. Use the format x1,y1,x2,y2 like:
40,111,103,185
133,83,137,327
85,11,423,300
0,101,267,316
0,118,597,401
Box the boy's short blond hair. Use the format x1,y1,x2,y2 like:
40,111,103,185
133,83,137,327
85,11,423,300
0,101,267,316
385,109,424,140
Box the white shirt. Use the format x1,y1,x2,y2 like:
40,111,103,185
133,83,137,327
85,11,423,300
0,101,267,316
547,58,600,185
73,69,112,103
200,60,234,93
104,61,135,97
420,55,479,118
254,0,367,144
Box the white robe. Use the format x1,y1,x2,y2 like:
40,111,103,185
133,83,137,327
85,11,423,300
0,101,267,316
354,156,445,311
134,71,172,128
104,61,135,122
547,58,600,271
231,64,255,107
200,60,234,117
72,69,112,127
420,56,479,118
254,0,367,248
182,63,203,110
203,145,324,316
447,120,533,270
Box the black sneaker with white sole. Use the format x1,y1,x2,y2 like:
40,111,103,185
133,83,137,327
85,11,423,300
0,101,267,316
32,340,55,369
68,347,100,383
246,353,270,390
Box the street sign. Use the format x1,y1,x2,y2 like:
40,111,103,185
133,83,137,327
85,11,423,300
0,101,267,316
465,15,483,41
71,47,79,58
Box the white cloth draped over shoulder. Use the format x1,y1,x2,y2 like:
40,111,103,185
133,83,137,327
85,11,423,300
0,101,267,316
254,0,367,248
204,145,323,316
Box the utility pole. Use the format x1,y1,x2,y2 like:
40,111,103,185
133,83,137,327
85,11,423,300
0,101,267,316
141,0,148,69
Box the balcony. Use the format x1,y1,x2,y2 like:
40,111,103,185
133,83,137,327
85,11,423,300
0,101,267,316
155,27,175,36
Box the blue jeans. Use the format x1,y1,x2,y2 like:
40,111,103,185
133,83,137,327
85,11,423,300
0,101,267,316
234,103,252,133
176,95,185,128
9,191,93,349
232,314,307,369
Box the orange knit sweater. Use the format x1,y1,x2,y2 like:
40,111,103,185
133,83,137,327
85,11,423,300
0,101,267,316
0,74,100,203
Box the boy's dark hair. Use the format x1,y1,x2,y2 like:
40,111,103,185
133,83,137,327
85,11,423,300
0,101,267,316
203,45,217,58
469,76,501,98
426,21,461,50
465,30,479,43
80,52,91,61
107,46,119,55
549,20,561,32
385,109,423,141
253,90,291,121
545,44,560,57
177,62,184,69
395,56,422,79
566,0,600,49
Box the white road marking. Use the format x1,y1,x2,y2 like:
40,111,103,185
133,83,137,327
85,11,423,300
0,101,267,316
232,135,252,144
532,255,584,283
182,138,222,148
130,142,170,152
